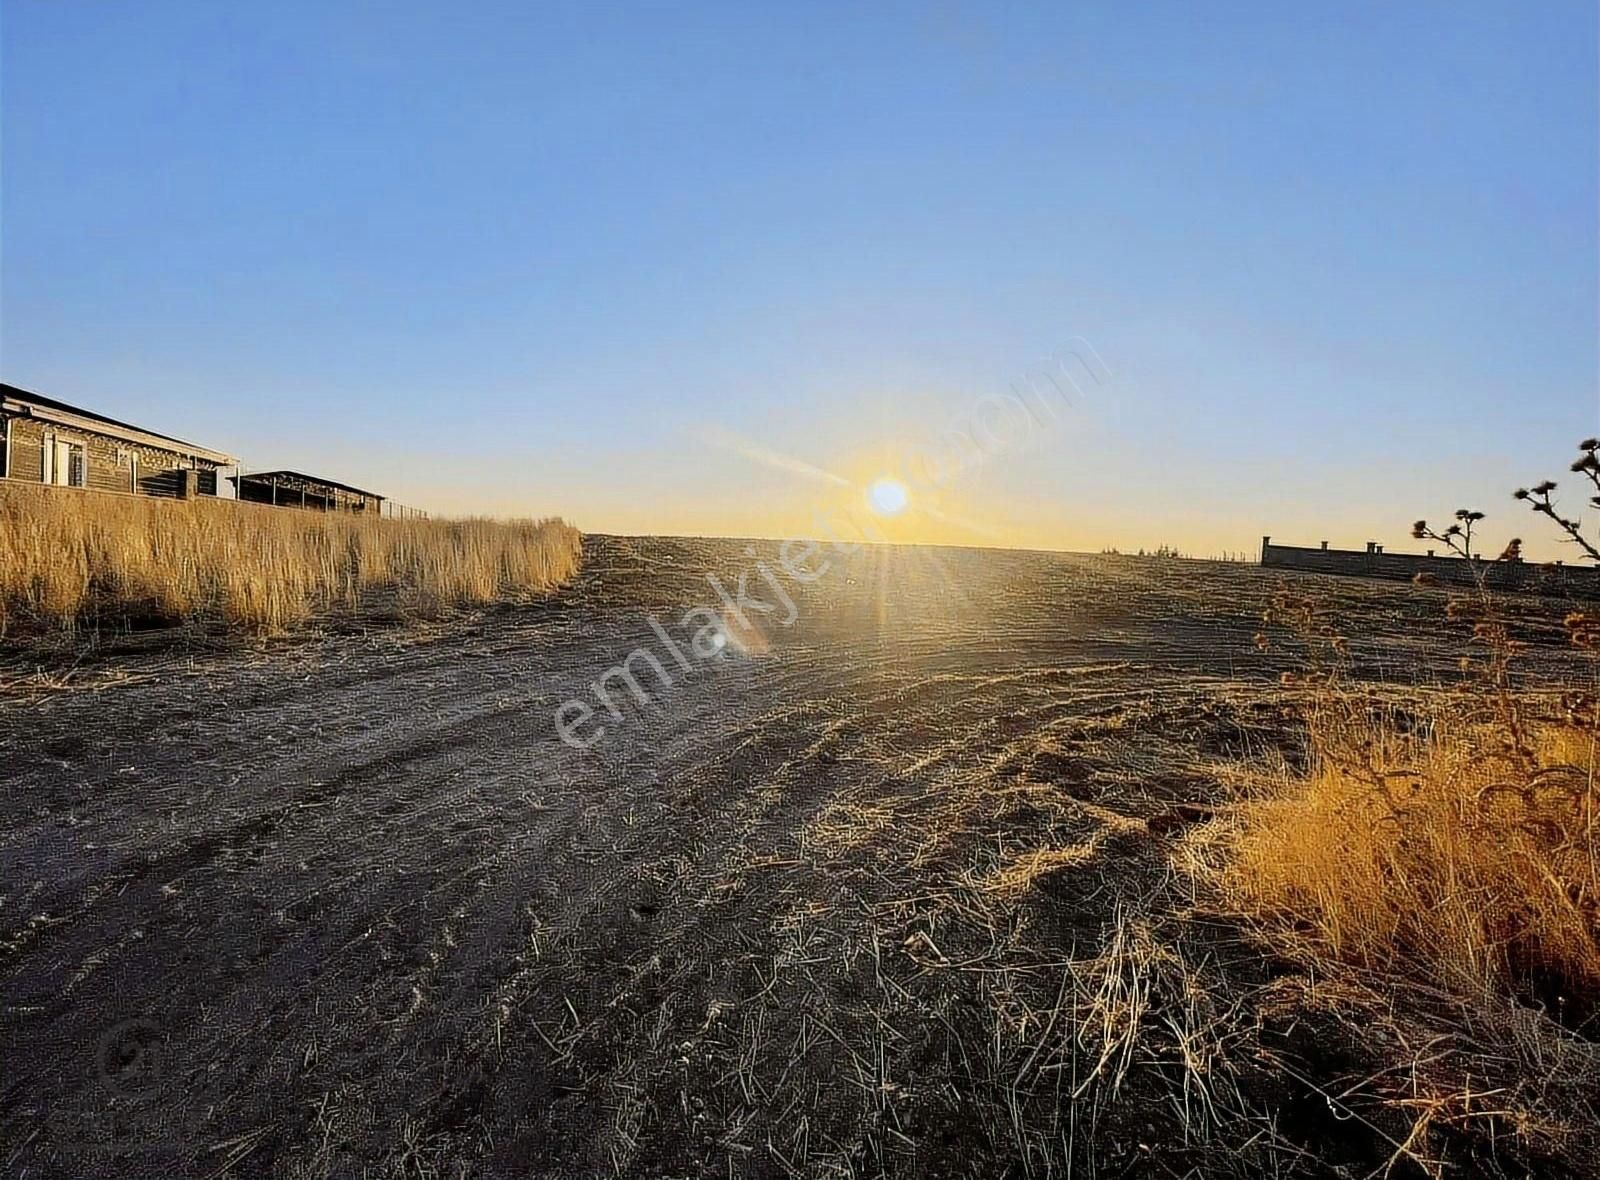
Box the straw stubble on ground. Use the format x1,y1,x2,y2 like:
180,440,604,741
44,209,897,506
1,535,1591,1178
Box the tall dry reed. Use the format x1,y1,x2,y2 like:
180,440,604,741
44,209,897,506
0,483,582,635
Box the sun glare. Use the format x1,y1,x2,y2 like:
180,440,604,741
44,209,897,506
867,476,910,517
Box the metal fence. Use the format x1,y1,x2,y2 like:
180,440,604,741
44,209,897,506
4,476,430,520
381,501,429,520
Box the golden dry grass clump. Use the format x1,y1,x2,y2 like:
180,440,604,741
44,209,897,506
0,484,582,635
1217,701,1600,1014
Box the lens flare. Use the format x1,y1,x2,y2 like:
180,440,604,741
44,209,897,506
867,477,909,517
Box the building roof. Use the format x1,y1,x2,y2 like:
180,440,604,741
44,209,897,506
236,470,386,500
0,382,238,465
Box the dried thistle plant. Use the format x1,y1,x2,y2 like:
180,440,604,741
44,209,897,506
1512,438,1600,564
1406,505,1541,776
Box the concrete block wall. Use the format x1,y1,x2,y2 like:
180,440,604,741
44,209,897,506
1259,537,1600,598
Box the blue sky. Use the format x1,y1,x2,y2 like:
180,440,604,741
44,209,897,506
3,2,1595,553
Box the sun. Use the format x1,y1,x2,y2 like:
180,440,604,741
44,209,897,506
866,476,910,517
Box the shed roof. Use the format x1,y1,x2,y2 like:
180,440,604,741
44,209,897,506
236,470,386,500
0,382,238,465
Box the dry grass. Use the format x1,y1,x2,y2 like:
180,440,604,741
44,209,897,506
1195,451,1600,1174
0,483,582,636
979,833,1108,899
1190,689,1600,1173
1215,700,1600,1016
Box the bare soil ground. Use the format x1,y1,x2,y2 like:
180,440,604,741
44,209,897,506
1,536,1590,1178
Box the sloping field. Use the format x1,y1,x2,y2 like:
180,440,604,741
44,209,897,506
1,536,1592,1178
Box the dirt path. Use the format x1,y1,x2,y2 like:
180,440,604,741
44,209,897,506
0,537,1575,1178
